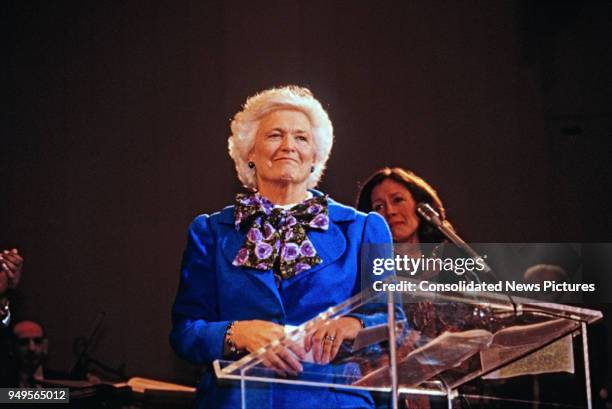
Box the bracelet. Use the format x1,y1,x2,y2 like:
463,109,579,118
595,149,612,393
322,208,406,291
0,298,8,316
0,299,10,327
347,316,365,329
225,321,245,355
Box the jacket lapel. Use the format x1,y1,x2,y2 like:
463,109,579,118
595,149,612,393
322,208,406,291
284,197,355,283
217,194,357,297
218,207,284,308
295,222,346,277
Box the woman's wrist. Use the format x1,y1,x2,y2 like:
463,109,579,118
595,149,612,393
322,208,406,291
339,317,364,340
224,321,246,356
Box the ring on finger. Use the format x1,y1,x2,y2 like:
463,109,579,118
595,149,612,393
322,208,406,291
324,335,336,342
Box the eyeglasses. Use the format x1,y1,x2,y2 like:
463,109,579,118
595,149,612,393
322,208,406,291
15,337,44,346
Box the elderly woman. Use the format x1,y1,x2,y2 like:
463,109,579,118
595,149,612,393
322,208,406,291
170,86,393,408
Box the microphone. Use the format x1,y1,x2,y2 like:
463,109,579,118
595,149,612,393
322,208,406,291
416,203,492,274
417,203,520,317
416,202,443,228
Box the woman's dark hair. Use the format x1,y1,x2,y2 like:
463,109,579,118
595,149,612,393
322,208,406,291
356,167,449,243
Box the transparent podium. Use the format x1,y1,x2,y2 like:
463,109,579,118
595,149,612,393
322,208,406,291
214,280,602,409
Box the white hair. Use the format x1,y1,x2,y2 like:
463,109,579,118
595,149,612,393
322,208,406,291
228,85,334,190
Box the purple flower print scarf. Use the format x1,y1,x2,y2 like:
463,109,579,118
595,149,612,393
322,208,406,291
232,192,329,282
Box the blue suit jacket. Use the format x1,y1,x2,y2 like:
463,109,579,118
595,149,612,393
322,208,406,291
170,193,393,408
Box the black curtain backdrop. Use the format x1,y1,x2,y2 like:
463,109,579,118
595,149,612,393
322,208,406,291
3,1,611,384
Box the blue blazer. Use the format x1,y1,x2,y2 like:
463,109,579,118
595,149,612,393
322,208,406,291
170,192,394,408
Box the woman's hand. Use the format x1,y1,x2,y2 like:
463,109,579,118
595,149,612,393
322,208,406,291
305,317,362,365
0,249,23,290
232,320,306,377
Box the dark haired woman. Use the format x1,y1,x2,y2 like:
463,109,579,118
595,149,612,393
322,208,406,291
357,168,457,409
356,167,450,259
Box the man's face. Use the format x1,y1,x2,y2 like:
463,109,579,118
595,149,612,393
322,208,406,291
13,321,48,370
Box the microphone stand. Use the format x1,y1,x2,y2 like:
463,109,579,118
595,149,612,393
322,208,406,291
70,312,126,381
416,203,519,316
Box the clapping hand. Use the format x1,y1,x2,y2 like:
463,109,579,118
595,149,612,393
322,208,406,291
0,249,23,290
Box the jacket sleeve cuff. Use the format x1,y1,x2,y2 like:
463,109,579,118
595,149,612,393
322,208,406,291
170,319,232,364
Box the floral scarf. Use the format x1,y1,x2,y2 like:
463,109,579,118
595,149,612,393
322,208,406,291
232,192,329,283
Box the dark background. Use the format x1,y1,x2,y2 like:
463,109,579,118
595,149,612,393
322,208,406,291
2,0,611,385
